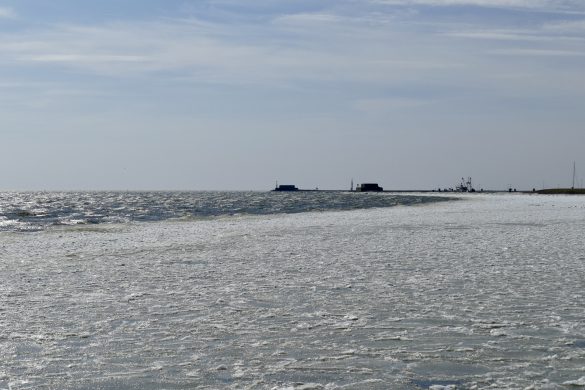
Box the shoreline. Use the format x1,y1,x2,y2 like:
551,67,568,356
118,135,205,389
273,188,585,195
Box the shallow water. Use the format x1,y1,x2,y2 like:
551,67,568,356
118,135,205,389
1,193,584,389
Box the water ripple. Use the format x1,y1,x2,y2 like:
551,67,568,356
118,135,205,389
0,191,452,232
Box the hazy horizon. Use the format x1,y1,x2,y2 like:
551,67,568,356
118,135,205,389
1,0,584,191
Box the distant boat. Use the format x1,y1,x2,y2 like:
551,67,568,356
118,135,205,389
273,184,299,192
355,183,383,192
455,177,475,192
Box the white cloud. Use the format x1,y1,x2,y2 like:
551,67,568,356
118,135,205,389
273,13,343,25
26,54,149,64
445,30,543,41
370,0,585,12
444,29,585,42
544,19,585,32
490,48,585,56
0,19,463,86
0,3,582,99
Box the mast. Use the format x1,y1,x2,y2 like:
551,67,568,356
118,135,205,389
572,162,576,189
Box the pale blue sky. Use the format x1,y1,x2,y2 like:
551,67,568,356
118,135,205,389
1,0,584,190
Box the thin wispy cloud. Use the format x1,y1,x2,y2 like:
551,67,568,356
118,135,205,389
490,48,585,56
0,0,583,190
445,30,544,41
0,6,15,18
544,19,585,32
370,0,585,12
273,13,343,24
0,17,464,86
444,27,585,42
0,2,582,91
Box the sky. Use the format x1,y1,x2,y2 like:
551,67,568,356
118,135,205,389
0,0,584,191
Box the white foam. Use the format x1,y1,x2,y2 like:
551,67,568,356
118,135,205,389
564,377,585,386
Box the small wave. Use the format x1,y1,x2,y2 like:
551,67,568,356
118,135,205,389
0,221,43,232
53,219,90,226
0,218,21,228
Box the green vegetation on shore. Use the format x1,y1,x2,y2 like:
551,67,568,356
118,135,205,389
536,188,585,195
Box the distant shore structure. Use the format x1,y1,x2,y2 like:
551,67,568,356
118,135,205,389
572,161,576,189
273,184,299,192
456,177,475,192
436,177,481,193
355,183,383,192
536,188,585,195
536,162,584,194
269,168,584,193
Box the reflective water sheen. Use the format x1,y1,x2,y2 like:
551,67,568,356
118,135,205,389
0,191,449,232
1,193,584,389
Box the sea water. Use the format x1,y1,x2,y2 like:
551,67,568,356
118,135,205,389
1,192,584,389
